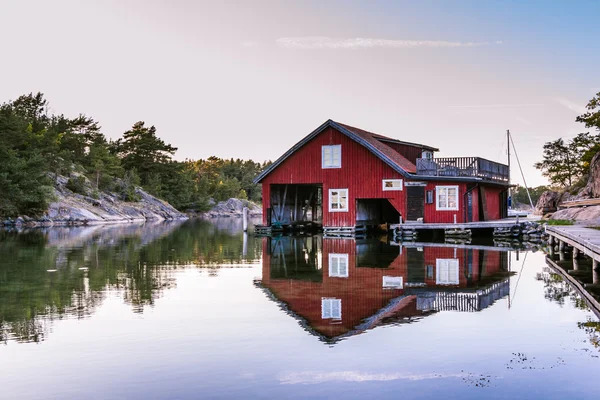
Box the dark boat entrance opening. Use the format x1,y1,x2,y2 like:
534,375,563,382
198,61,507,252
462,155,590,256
268,184,322,232
356,198,401,231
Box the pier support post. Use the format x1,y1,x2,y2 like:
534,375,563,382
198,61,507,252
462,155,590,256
594,266,599,285
559,240,565,252
243,207,249,232
559,250,565,262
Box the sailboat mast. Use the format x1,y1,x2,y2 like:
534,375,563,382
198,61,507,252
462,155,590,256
507,130,511,209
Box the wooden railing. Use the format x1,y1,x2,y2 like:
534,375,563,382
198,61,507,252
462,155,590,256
416,157,509,183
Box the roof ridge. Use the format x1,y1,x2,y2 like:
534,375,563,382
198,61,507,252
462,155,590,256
334,121,439,151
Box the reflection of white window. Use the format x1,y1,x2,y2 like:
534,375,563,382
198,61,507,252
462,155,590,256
436,186,459,211
329,189,348,212
382,179,403,191
322,145,341,169
329,253,349,277
321,298,342,319
436,259,459,285
383,276,403,289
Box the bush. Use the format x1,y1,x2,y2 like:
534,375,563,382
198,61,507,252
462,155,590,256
546,219,574,225
65,175,88,195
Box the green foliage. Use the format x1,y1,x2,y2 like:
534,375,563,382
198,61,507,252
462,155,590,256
117,169,141,202
65,175,88,195
512,185,549,206
536,93,600,188
189,157,271,207
533,134,600,187
0,92,269,218
112,121,177,186
545,219,574,225
576,92,600,131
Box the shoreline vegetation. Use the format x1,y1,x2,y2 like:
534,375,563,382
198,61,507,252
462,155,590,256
0,93,270,225
533,91,600,224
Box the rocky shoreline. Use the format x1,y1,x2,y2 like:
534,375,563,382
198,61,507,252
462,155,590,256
190,198,262,219
2,177,187,228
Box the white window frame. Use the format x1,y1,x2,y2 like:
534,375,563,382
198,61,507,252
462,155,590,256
322,145,341,169
329,253,349,278
321,298,342,319
436,259,459,285
329,188,348,212
436,185,459,211
383,276,403,289
382,179,403,191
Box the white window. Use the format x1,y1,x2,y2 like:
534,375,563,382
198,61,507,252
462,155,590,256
328,253,349,277
436,185,459,210
382,179,403,191
321,298,342,319
436,259,459,285
329,188,348,212
322,145,341,169
422,150,433,160
383,276,403,289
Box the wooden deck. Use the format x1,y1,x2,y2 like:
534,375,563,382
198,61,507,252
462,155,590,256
546,225,600,261
390,217,539,231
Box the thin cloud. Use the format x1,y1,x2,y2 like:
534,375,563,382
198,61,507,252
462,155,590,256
241,40,259,48
276,37,501,50
552,97,587,115
449,104,544,109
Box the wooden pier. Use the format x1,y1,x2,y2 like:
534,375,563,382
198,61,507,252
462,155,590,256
545,225,600,317
390,217,543,241
546,225,600,262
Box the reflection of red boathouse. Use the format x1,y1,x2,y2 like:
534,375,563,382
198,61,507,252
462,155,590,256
257,236,511,343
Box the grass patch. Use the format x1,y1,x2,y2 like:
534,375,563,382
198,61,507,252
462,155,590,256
546,219,575,226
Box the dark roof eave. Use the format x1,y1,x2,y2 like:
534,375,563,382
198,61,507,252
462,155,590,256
408,174,511,186
376,137,439,152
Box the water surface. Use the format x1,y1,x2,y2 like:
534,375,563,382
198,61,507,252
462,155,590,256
1,220,599,399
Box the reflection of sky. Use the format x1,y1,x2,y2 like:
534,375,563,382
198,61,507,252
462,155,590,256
1,252,600,399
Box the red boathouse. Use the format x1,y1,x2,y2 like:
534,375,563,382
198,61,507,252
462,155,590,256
254,120,510,230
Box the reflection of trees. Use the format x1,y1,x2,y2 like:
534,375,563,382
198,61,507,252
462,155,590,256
535,267,588,310
0,219,260,342
538,264,600,351
578,320,600,349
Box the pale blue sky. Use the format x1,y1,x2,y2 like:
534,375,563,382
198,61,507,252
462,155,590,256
1,0,598,186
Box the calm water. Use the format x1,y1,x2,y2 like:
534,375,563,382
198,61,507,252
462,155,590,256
1,220,600,399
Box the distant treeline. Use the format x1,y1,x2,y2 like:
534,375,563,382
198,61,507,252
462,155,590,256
0,92,270,218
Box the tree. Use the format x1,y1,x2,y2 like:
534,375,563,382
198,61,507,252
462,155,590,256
113,121,177,186
534,138,577,187
535,133,600,187
576,91,600,131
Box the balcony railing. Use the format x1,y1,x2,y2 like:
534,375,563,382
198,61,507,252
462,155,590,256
416,157,509,183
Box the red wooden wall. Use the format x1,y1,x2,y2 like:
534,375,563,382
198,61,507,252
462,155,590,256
260,126,507,226
260,127,406,226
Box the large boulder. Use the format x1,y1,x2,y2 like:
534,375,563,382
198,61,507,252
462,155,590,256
534,190,561,215
577,152,600,198
200,198,262,218
552,205,600,224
